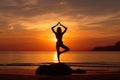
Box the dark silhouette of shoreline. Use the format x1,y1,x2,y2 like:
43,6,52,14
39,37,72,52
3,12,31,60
92,41,120,51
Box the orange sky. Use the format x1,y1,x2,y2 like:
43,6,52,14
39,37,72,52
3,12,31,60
0,0,120,51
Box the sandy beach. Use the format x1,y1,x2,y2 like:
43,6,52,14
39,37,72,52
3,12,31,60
0,69,120,80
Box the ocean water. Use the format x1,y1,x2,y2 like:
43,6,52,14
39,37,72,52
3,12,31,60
0,51,120,71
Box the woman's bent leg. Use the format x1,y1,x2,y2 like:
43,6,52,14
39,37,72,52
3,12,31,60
56,43,61,63
60,44,70,53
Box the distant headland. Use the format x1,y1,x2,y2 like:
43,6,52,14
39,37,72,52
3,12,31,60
92,41,120,51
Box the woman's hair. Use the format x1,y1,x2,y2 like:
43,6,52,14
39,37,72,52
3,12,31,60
57,27,62,33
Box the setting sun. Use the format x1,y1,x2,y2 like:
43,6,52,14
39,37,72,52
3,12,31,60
53,38,57,42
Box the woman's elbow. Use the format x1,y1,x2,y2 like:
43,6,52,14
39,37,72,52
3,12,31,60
65,28,67,30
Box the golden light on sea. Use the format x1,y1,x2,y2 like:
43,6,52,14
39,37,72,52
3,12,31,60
53,52,58,63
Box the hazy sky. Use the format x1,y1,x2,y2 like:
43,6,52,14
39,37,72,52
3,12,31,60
0,0,120,51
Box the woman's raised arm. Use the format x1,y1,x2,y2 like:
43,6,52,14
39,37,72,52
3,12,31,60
51,22,59,33
60,23,67,34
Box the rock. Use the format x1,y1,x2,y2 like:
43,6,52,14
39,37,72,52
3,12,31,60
72,68,86,74
75,69,86,73
36,63,73,75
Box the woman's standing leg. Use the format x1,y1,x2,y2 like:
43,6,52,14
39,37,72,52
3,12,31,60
56,43,61,63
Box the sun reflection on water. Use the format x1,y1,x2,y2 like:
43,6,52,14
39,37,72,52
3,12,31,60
53,52,58,63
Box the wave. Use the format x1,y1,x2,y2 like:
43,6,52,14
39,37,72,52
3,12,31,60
0,62,120,68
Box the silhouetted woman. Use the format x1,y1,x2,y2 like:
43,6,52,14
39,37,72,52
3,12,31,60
51,22,70,63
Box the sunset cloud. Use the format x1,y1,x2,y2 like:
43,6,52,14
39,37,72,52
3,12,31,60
0,0,120,50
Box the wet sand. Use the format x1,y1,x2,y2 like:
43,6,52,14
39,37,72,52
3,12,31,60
0,69,120,80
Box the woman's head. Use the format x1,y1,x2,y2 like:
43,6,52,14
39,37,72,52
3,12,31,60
57,27,62,33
